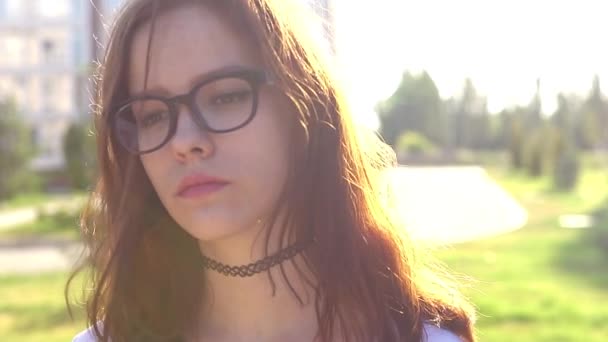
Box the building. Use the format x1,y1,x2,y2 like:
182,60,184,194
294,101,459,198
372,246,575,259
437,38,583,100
0,0,325,173
0,0,93,171
312,0,334,52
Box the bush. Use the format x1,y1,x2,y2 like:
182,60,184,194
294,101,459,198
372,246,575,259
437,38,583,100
552,147,580,191
395,131,436,157
587,202,608,254
595,222,608,253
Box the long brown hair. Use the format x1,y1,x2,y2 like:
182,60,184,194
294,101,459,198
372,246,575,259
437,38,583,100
66,0,476,341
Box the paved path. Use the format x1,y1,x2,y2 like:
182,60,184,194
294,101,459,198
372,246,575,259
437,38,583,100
0,195,86,275
386,166,527,244
0,239,82,275
0,208,38,230
0,166,527,274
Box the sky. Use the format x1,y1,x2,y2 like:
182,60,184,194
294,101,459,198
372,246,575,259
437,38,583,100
31,0,608,130
332,0,608,129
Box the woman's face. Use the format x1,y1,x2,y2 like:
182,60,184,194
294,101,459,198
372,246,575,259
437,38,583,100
127,4,292,242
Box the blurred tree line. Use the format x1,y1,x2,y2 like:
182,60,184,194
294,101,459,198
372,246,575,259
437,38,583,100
377,72,608,191
0,97,96,201
0,99,35,200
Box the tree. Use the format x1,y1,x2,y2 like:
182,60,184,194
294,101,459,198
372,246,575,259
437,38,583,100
579,75,607,150
513,79,545,175
525,78,543,129
0,99,34,200
505,107,526,170
451,79,492,150
494,109,512,150
377,71,445,146
63,121,97,190
552,94,572,133
522,127,544,177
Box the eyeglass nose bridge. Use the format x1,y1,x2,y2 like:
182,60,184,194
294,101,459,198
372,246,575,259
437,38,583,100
167,92,211,132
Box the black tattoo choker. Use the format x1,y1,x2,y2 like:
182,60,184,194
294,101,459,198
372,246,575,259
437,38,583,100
200,239,312,277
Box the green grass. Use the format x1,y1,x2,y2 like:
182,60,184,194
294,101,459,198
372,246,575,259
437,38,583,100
0,272,88,342
0,193,55,210
0,192,85,211
0,211,81,240
436,159,608,341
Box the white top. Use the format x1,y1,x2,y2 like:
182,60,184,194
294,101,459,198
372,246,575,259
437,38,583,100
422,324,462,342
72,323,461,342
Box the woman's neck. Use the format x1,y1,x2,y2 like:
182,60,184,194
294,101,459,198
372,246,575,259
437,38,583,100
194,254,318,341
190,223,319,341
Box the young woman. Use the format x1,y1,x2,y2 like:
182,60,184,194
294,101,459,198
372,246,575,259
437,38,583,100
68,0,476,341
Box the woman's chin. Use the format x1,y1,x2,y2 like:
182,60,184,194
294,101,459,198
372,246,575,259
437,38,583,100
182,220,251,243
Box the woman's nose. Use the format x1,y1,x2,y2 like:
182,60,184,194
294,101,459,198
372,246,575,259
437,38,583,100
169,105,215,160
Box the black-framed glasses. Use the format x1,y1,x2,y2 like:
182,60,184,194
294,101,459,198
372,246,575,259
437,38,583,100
112,67,272,155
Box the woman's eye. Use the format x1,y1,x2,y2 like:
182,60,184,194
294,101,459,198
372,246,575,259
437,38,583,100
212,90,251,105
138,111,169,128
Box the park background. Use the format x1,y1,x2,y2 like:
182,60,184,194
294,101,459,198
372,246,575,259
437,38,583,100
0,1,606,341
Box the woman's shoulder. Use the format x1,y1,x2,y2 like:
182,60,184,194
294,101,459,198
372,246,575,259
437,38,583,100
72,324,104,342
73,323,457,342
72,328,96,342
422,323,462,342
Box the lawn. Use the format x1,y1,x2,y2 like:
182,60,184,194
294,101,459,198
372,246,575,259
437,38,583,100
0,192,86,211
436,157,608,341
0,210,81,240
0,272,87,342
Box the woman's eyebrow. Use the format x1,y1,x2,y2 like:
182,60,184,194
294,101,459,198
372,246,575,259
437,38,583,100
130,86,171,98
130,64,257,98
187,64,258,86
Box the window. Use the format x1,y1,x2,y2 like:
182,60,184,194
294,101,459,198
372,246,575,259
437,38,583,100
1,36,24,67
41,78,56,113
72,33,83,65
0,0,6,18
15,76,26,88
37,0,68,18
41,39,55,64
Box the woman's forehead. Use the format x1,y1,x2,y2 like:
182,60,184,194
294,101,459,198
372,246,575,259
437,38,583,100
127,3,259,95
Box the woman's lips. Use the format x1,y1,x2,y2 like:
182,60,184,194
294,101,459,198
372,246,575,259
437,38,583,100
178,182,228,198
176,172,229,198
